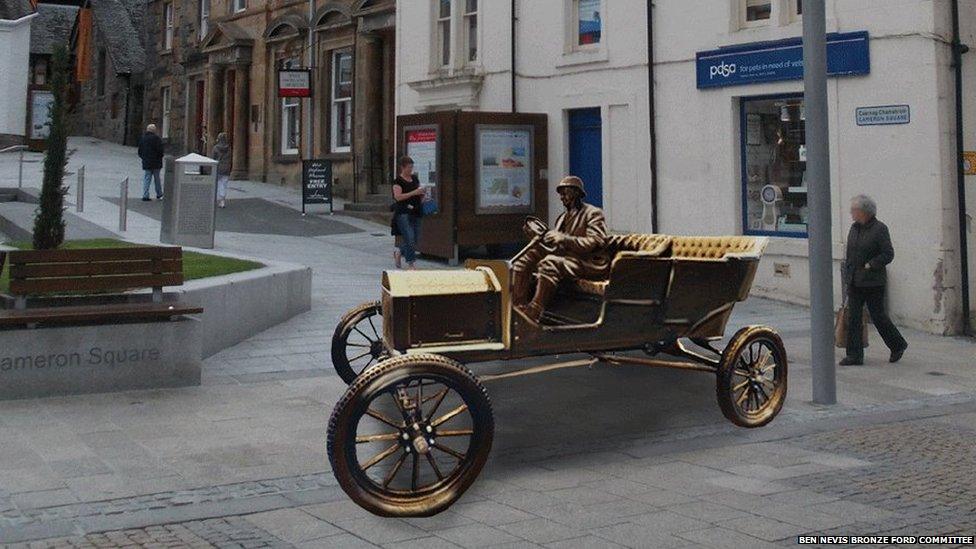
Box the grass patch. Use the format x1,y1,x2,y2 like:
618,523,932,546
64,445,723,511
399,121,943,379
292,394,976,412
0,239,263,293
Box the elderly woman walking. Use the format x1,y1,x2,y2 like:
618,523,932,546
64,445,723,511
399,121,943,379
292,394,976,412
212,133,231,208
840,195,908,366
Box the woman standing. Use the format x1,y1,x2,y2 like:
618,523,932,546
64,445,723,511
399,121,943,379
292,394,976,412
212,133,231,208
391,156,426,269
840,195,908,366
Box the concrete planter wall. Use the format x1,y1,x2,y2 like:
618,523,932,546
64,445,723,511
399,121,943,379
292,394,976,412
175,260,312,358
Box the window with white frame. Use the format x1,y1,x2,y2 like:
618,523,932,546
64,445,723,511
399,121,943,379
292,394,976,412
281,57,300,155
161,86,171,138
163,2,174,50
742,0,772,25
199,0,210,40
233,0,246,14
463,0,478,62
331,49,353,152
575,0,601,47
437,0,451,67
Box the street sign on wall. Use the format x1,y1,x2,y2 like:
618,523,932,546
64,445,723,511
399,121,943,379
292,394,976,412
856,105,910,126
278,70,312,97
696,31,870,89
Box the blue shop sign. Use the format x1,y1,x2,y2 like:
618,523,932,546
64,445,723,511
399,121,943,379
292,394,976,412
696,31,870,89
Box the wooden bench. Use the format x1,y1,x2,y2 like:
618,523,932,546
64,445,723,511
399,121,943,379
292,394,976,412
0,246,203,327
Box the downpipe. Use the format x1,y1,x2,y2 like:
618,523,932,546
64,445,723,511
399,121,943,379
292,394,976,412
951,0,972,335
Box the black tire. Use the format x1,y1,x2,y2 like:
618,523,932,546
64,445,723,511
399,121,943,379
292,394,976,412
716,326,788,428
332,301,388,384
327,354,494,517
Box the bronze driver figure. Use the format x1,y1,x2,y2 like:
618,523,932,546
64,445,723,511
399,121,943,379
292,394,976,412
512,176,610,322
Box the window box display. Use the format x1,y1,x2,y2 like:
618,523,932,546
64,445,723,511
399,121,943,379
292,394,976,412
741,93,808,237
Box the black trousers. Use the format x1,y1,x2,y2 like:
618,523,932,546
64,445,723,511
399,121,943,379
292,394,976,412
846,285,907,360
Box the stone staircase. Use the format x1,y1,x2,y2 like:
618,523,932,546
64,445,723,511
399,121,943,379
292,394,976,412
340,193,391,226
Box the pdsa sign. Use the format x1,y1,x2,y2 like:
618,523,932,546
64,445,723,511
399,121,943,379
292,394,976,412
696,31,870,89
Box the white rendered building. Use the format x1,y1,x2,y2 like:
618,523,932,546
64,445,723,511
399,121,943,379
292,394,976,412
396,0,976,335
0,0,36,147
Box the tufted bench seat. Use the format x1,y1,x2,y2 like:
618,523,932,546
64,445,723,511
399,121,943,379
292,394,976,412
571,234,671,296
569,235,766,297
670,236,765,260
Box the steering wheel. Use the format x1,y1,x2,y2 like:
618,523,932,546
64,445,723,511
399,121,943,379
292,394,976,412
524,216,548,238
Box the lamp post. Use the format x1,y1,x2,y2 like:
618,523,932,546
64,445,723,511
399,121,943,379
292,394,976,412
803,0,836,404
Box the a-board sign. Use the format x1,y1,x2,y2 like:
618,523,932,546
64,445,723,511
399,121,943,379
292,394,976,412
302,159,333,214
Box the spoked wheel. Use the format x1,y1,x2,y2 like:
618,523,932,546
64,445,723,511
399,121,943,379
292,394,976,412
327,354,494,517
332,301,389,384
716,326,788,428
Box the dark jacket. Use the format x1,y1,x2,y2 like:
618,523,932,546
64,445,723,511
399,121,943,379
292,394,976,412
844,217,894,288
212,143,231,176
137,132,164,170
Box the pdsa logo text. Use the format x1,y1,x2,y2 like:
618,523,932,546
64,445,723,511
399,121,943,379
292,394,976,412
710,61,737,79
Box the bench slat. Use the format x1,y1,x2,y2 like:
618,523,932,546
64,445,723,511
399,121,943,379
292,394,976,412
10,273,184,295
11,259,182,279
0,302,203,326
9,246,181,264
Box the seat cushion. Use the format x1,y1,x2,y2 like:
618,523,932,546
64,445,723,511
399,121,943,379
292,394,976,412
671,236,759,260
573,278,608,296
606,234,671,255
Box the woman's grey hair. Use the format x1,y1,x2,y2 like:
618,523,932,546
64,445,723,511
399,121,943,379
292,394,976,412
851,194,877,217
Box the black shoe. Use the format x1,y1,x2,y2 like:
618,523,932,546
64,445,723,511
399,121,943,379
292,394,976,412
839,356,863,366
141,197,151,202
889,343,907,363
156,195,164,200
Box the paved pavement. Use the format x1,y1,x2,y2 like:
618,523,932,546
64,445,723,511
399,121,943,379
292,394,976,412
1,139,975,548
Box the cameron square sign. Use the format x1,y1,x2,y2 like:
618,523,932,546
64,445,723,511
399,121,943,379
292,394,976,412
696,31,870,89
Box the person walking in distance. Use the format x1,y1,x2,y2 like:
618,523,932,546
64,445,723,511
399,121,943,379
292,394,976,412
137,124,165,201
840,195,908,366
391,156,426,270
212,132,231,208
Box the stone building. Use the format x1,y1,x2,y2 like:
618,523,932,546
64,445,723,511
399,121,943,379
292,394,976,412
69,0,149,146
140,0,395,199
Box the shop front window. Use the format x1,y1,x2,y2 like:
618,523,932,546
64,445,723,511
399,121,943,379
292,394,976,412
741,94,807,237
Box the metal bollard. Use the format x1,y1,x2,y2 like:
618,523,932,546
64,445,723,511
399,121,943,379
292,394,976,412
119,177,128,231
76,166,85,212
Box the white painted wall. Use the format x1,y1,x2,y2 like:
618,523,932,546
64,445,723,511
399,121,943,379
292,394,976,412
396,0,973,334
0,16,33,142
396,0,652,229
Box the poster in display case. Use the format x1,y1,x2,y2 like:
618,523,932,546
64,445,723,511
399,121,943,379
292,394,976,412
475,125,534,214
405,126,439,213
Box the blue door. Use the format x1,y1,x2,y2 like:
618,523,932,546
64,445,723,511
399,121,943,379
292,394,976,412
568,108,603,207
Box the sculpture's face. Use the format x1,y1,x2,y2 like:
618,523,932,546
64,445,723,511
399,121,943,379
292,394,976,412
558,187,580,209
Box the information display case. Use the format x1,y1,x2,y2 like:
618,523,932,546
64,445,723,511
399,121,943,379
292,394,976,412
397,111,548,263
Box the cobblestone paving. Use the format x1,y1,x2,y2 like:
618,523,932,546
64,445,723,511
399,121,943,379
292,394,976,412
11,517,292,548
786,418,976,545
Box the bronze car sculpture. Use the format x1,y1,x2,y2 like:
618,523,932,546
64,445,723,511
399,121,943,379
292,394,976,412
327,218,787,517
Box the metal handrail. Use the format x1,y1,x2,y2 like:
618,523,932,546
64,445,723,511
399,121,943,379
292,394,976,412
0,145,27,188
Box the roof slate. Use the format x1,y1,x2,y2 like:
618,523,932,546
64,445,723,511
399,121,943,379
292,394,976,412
0,0,36,22
88,0,145,74
30,4,79,55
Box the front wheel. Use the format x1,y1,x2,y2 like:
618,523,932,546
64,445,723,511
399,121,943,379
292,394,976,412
716,326,788,428
332,301,388,384
327,354,494,517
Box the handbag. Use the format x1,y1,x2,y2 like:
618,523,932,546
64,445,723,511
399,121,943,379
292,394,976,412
834,304,869,348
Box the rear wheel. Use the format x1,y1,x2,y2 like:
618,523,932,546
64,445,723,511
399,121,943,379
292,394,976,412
327,354,494,517
716,326,788,428
332,301,388,384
